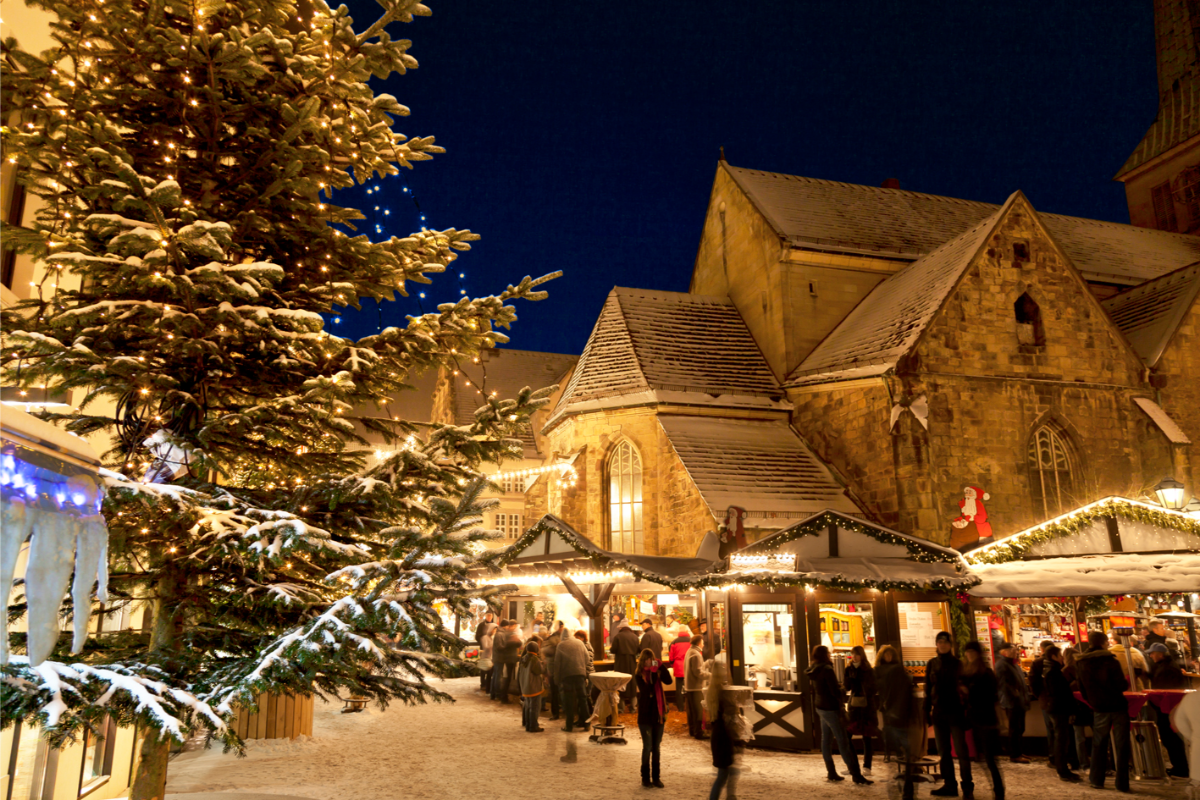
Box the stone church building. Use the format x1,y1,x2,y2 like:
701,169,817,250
506,1,1200,556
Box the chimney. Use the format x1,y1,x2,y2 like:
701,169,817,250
881,178,901,190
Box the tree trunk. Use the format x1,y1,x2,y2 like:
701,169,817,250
129,731,171,800
129,564,184,800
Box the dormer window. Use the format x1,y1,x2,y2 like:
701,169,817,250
1014,292,1045,347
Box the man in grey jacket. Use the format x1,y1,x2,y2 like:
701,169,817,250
994,642,1032,763
555,628,592,732
684,635,707,739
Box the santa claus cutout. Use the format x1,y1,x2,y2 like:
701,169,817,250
719,506,749,559
950,486,994,551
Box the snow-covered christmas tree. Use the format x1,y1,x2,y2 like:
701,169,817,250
1,0,548,796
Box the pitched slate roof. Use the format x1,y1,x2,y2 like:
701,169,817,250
550,287,784,421
723,164,1200,286
1101,262,1200,366
451,348,577,456
1133,397,1191,444
657,415,860,521
785,200,1009,386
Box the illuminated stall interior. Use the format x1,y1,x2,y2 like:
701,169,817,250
965,497,1200,667
707,510,973,750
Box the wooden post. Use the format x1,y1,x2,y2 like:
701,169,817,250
1185,595,1199,660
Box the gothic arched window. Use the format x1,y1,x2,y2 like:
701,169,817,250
608,440,643,553
1027,423,1076,519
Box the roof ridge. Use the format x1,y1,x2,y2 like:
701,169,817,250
611,285,733,304
784,198,1014,385
726,162,1200,243
726,164,998,209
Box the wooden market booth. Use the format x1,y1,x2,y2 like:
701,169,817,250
475,514,719,661
964,496,1200,676
706,510,976,751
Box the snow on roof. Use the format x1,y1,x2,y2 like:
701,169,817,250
723,164,1200,286
656,416,860,517
969,552,1200,596
1133,397,1192,444
452,349,577,457
551,288,782,422
1101,262,1200,366
0,406,99,466
785,200,1006,386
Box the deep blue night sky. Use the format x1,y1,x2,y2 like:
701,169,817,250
332,1,1157,356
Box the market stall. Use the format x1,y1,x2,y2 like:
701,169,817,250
965,496,1200,667
708,510,976,750
474,514,719,661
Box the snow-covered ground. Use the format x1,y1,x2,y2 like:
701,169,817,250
165,678,1189,799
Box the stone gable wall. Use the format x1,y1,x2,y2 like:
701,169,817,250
788,201,1184,545
690,166,788,379
542,408,715,556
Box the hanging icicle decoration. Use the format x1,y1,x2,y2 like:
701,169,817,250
1,411,109,666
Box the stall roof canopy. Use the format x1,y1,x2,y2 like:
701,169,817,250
486,512,974,593
728,510,975,592
491,514,719,584
963,497,1200,567
969,552,1200,597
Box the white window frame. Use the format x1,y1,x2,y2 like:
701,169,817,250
607,440,643,554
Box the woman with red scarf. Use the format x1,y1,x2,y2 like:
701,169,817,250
635,647,674,788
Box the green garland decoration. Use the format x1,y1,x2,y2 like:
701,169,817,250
486,515,977,594
738,512,962,564
967,498,1200,566
948,595,974,648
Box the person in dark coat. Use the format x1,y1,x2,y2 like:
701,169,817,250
993,642,1031,763
807,645,871,784
1042,645,1082,783
1143,618,1169,650
1062,647,1093,772
1026,639,1060,771
961,641,1005,800
1075,631,1131,792
925,631,971,798
554,627,592,732
493,619,521,704
611,622,641,712
518,639,546,732
707,660,744,800
639,618,664,659
876,645,916,800
1147,642,1190,778
635,648,673,788
541,621,563,720
844,645,878,774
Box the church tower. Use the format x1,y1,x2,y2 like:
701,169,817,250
1116,0,1200,232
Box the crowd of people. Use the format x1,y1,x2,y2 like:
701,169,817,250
471,610,1195,798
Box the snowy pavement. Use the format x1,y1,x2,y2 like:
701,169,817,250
165,678,1189,800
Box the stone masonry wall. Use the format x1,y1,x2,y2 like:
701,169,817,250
1153,297,1200,497
690,165,789,379
901,197,1160,544
788,382,898,527
543,407,715,556
789,197,1183,546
